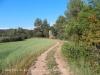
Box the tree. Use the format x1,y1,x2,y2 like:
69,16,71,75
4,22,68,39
33,18,42,37
50,26,57,36
88,0,100,19
33,18,50,37
41,19,50,37
52,15,67,39
34,18,42,29
81,14,100,49
65,0,84,21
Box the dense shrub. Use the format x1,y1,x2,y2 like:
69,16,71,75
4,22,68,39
0,35,28,43
62,42,88,61
0,37,10,42
62,42,100,75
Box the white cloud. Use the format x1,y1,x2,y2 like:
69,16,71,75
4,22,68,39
22,26,34,30
0,28,9,30
0,26,34,30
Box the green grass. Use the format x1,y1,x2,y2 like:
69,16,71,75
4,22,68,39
0,38,55,75
46,50,60,75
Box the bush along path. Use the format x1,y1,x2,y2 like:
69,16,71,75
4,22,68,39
27,40,73,75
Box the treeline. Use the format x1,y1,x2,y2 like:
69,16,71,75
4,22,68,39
49,0,100,75
0,18,50,43
0,27,33,42
50,15,67,39
33,18,50,37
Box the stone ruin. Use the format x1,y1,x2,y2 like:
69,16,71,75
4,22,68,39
49,30,54,39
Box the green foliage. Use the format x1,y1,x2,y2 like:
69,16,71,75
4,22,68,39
33,18,50,37
64,0,85,40
65,0,84,21
65,0,100,48
78,4,90,24
34,18,42,28
51,15,67,39
0,28,32,43
81,14,100,49
50,26,57,36
88,0,100,19
64,21,83,42
62,42,87,61
63,0,100,75
41,19,50,37
0,37,10,42
62,42,100,75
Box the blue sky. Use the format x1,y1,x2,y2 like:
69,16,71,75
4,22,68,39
0,0,87,29
0,0,69,29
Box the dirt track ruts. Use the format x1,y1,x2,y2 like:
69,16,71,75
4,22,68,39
27,40,72,75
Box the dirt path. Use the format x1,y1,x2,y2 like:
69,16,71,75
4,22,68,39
54,41,73,75
27,40,72,75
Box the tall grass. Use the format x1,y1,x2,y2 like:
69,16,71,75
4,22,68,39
62,41,100,75
0,38,55,75
46,50,60,75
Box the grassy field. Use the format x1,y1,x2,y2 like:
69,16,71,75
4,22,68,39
0,38,55,75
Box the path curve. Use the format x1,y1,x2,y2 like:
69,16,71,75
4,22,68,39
54,41,73,75
27,40,72,75
27,41,59,75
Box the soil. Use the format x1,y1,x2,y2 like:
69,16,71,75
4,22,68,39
54,41,73,75
27,40,73,75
